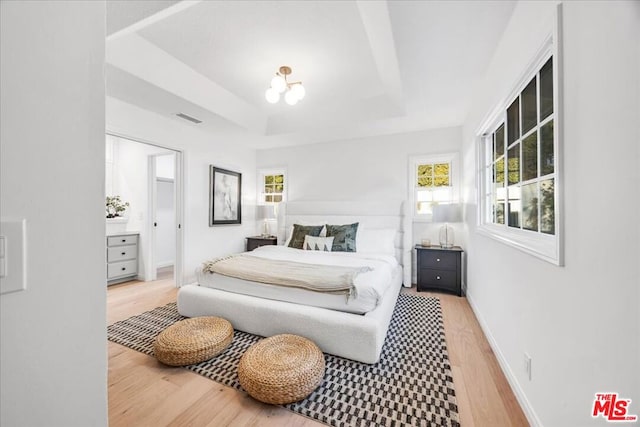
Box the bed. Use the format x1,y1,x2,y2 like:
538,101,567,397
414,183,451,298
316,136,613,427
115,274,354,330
177,200,411,363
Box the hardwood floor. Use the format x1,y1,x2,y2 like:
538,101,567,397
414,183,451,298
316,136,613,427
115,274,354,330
157,265,174,281
108,280,529,426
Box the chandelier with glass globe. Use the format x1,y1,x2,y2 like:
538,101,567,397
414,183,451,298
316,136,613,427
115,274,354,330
265,66,305,105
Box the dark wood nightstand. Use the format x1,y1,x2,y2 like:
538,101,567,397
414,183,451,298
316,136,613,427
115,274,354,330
246,236,277,251
416,245,464,296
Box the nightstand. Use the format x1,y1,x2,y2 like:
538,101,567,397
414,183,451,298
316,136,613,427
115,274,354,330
415,245,463,296
246,236,277,251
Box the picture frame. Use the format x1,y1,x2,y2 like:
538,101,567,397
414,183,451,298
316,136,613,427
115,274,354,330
209,166,242,226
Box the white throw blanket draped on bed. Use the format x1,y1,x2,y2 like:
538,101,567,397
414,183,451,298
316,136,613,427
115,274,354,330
202,254,372,296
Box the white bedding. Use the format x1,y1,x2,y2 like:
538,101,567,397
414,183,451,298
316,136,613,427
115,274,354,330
197,245,399,314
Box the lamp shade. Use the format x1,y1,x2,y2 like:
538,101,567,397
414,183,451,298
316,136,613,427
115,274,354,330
291,83,305,100
258,204,276,220
265,88,280,104
432,204,461,248
284,90,299,105
432,204,462,223
271,75,287,93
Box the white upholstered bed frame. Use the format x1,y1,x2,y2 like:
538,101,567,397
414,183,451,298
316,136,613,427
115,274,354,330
178,200,411,363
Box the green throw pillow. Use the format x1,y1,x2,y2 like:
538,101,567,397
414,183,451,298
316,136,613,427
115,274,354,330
288,224,324,249
326,223,359,252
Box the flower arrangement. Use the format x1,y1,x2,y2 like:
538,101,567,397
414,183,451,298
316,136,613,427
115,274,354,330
106,195,129,219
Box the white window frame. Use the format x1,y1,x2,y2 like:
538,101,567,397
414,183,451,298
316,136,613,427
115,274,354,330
409,153,460,222
476,18,563,266
257,167,287,206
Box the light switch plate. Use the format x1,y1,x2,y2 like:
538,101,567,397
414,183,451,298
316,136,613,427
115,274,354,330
0,219,27,295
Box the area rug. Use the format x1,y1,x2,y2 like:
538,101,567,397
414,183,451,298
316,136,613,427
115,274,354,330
108,294,460,426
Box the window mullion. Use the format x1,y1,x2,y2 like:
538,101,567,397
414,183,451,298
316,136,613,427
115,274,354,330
536,69,542,233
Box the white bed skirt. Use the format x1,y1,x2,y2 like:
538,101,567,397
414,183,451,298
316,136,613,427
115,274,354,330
177,269,402,364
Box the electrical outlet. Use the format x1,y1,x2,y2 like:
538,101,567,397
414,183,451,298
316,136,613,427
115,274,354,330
524,353,532,381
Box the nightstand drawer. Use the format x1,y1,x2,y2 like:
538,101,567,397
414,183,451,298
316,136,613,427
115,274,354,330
107,260,138,279
107,235,138,247
419,268,457,289
419,251,458,270
107,245,137,262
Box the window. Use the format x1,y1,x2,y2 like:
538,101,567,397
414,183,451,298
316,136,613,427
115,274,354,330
478,45,561,265
258,168,286,205
411,154,458,219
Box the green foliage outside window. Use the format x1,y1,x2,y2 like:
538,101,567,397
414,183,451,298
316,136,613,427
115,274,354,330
417,163,450,188
264,174,284,203
486,56,555,236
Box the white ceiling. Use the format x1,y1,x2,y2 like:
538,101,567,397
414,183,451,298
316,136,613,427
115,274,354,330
106,0,515,149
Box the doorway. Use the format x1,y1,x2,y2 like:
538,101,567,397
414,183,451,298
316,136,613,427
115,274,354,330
149,152,180,282
105,133,184,286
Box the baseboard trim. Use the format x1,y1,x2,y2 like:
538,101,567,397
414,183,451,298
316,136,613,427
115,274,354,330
466,292,544,427
156,262,175,269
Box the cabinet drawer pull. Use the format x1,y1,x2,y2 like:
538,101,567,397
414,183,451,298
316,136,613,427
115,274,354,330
436,276,441,280
121,239,126,243
121,267,126,271
121,252,126,255
436,258,440,262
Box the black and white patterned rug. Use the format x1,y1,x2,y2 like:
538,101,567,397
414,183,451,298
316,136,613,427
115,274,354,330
108,294,460,427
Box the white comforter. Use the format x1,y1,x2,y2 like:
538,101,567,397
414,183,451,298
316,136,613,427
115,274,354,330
197,245,399,314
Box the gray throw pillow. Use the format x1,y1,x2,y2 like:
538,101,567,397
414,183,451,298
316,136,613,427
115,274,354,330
326,223,359,252
287,224,324,249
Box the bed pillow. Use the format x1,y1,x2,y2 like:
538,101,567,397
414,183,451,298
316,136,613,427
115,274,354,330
303,235,334,252
326,223,359,252
287,224,324,249
356,228,396,255
284,222,327,246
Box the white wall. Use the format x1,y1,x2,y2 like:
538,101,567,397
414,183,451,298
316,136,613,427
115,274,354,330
258,127,458,202
257,127,462,281
461,2,640,426
107,97,258,284
0,1,107,426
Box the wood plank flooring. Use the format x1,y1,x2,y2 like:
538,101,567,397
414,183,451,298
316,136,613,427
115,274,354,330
108,280,529,426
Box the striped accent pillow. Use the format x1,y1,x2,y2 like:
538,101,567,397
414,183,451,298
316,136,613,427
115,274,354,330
303,235,334,252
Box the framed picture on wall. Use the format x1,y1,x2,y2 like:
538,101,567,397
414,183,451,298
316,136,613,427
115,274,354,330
209,166,242,226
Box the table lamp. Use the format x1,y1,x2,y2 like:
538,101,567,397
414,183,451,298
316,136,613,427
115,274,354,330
432,204,462,249
258,205,276,237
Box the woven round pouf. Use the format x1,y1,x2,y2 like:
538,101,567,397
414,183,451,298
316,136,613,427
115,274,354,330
238,334,325,405
153,317,233,366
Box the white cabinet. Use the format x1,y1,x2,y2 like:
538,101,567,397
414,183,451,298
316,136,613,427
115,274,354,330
107,233,138,285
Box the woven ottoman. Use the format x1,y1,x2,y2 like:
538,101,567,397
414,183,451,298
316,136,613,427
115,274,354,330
153,316,233,366
238,334,325,405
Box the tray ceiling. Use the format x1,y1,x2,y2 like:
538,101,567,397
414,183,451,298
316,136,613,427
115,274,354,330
106,0,515,148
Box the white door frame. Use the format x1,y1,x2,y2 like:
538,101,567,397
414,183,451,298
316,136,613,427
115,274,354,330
107,131,184,287
174,151,184,286
147,155,158,282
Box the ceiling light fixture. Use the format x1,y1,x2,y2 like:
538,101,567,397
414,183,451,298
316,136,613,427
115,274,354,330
265,66,305,105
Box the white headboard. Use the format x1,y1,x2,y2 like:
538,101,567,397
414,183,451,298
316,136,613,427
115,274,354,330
276,200,411,287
